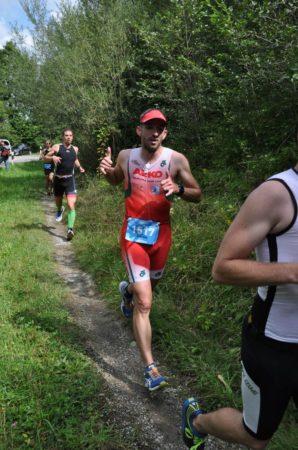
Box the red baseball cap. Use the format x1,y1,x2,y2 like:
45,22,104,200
139,109,167,124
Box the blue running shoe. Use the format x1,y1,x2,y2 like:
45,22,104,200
144,363,168,391
119,281,134,318
181,398,207,449
55,205,65,222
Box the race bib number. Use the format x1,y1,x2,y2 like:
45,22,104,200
125,218,160,245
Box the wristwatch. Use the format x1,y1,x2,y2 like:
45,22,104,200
175,184,185,197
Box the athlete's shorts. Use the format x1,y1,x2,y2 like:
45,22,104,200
43,163,54,175
44,168,54,175
120,221,171,283
54,175,77,197
241,314,298,440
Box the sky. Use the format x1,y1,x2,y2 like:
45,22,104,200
0,0,77,49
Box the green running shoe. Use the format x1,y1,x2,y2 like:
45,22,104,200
182,397,207,449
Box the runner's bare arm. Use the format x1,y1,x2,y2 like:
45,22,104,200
161,152,202,202
74,147,85,172
212,180,298,286
99,147,126,185
43,144,61,165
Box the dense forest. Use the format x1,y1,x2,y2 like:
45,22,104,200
0,0,297,181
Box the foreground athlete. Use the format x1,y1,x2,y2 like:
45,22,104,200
99,109,202,391
182,126,298,449
44,129,85,241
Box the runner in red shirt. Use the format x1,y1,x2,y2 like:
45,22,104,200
100,109,202,391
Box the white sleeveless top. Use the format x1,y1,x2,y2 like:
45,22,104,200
255,168,298,343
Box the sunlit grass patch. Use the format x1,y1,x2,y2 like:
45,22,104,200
0,162,128,449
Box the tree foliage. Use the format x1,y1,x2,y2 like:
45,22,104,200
0,0,297,174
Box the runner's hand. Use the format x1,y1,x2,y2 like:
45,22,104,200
99,147,113,175
53,155,62,165
161,175,179,197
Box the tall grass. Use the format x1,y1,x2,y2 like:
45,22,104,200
0,163,128,449
74,169,298,450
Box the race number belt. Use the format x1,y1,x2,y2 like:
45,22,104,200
125,218,160,245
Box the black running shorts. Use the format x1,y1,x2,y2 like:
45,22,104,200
54,175,77,197
241,314,298,440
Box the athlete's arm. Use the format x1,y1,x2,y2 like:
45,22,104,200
161,152,202,202
74,147,85,173
99,147,126,185
212,180,298,286
44,144,61,165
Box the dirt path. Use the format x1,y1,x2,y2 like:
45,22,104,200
42,196,246,450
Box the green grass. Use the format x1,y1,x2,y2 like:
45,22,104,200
73,170,298,449
1,163,297,449
0,163,129,449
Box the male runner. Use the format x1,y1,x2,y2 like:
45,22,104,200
99,109,202,391
44,129,85,241
182,126,298,449
40,140,55,195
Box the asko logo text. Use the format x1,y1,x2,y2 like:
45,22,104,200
133,168,162,178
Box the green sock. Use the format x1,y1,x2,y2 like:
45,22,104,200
67,210,76,229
